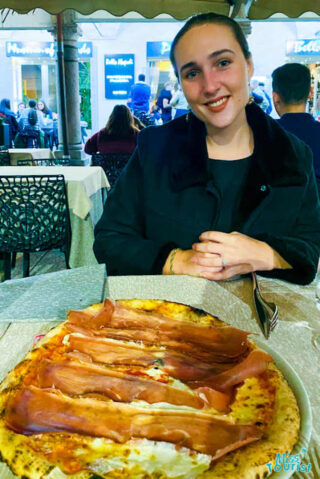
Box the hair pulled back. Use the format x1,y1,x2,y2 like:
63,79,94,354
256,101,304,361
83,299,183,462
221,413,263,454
170,12,251,78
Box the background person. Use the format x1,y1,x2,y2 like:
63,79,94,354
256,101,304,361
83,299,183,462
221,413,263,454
85,104,138,155
16,101,26,120
18,99,44,148
128,74,151,114
170,84,189,118
250,80,272,114
156,82,174,123
37,99,53,120
0,98,18,146
272,63,320,195
94,13,320,285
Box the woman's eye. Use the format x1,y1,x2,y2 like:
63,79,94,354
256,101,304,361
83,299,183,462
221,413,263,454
185,70,199,79
218,59,231,68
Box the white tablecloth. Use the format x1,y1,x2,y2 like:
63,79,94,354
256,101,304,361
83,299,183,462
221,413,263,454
8,148,54,165
0,166,110,267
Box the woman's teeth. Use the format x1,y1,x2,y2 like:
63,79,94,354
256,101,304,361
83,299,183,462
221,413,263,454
208,97,227,107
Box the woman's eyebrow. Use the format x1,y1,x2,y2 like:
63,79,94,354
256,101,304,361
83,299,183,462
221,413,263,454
180,49,235,74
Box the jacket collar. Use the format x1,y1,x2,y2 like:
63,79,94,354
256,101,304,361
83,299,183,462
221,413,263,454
170,102,306,193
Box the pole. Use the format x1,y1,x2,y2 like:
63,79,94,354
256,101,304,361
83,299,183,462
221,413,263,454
56,13,70,158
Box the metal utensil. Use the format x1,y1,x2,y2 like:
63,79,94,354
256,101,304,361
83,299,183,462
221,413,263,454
252,272,278,339
100,265,108,303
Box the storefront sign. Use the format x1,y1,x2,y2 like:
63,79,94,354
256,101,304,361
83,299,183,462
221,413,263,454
286,39,320,55
147,41,172,58
6,41,93,58
104,54,135,100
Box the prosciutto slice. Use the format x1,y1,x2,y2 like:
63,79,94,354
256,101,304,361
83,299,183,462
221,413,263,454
67,300,249,358
66,334,162,367
36,359,204,409
66,334,236,380
5,386,262,460
187,349,273,392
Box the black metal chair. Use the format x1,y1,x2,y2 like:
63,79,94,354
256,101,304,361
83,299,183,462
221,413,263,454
0,175,71,280
17,158,71,166
91,153,131,188
17,158,57,166
133,110,156,127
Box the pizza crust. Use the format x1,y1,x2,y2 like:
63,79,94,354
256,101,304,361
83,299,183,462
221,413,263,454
0,300,300,479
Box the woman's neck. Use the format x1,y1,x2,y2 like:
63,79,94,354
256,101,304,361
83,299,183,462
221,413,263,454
206,112,254,160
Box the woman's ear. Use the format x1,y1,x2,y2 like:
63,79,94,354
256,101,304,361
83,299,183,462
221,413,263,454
247,54,254,79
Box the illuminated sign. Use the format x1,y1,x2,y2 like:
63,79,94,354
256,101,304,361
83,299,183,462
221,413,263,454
286,39,320,55
104,54,135,100
6,41,93,58
147,41,172,58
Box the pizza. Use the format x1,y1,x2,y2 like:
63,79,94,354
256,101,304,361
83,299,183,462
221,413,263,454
0,299,300,479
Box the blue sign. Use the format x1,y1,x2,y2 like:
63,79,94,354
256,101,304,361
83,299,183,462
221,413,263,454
6,41,93,58
147,41,172,58
104,54,135,100
286,39,320,55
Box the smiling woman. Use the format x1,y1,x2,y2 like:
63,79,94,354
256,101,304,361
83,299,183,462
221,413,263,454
94,12,320,286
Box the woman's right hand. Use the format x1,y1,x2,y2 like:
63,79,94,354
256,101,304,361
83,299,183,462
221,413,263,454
162,249,223,277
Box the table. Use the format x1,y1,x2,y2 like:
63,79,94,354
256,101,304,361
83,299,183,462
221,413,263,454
0,166,110,268
0,269,319,478
8,148,54,165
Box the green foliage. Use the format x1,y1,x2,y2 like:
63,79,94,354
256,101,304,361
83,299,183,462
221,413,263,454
79,61,92,129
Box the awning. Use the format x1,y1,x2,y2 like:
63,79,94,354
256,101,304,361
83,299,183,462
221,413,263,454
0,0,231,18
1,0,319,20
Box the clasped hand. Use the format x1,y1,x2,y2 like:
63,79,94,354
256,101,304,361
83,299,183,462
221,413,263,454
171,231,275,281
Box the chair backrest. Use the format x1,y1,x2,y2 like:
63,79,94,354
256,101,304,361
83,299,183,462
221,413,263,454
133,110,155,127
17,158,57,166
92,153,131,187
17,158,71,166
0,175,71,255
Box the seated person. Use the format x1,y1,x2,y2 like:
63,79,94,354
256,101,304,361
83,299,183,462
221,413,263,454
85,105,138,155
18,99,44,148
94,13,320,285
0,98,18,146
37,99,53,120
272,63,320,195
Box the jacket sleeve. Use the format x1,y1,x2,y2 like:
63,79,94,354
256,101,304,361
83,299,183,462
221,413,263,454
255,159,320,285
84,132,99,154
93,148,176,275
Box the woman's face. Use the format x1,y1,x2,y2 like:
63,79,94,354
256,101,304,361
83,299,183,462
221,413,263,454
18,103,25,113
174,23,253,133
37,101,44,110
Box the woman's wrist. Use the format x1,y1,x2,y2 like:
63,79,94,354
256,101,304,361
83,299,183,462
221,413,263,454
259,241,292,271
162,248,182,275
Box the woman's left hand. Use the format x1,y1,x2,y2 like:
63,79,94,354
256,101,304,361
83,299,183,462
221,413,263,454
191,231,277,281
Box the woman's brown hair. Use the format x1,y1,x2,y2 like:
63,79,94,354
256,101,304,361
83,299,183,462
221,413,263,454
105,104,137,140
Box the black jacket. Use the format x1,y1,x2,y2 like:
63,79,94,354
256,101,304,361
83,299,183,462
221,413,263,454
94,103,320,284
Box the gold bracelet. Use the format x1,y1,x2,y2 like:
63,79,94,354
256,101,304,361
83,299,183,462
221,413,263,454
169,248,180,275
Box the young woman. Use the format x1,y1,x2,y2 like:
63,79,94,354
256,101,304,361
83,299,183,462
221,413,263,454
94,13,320,285
37,100,53,120
85,105,138,155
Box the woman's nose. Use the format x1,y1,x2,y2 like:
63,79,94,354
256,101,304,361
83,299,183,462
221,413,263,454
202,71,220,96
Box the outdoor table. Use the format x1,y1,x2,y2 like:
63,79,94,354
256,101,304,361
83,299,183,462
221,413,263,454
8,148,54,165
0,267,318,479
0,166,110,269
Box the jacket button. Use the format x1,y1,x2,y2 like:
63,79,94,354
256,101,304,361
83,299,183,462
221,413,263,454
260,185,267,192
